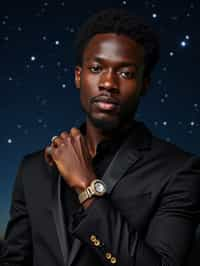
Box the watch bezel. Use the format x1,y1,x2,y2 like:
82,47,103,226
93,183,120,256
91,179,107,196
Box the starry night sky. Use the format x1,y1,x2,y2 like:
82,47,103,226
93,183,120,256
0,0,200,237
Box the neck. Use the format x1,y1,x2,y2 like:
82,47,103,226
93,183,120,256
84,118,133,158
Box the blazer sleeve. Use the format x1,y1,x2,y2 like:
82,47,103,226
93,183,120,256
69,156,200,266
0,158,33,266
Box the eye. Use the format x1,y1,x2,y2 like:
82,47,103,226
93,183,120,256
120,71,135,79
88,65,102,73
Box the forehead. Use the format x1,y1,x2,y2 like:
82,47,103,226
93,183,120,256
83,33,144,65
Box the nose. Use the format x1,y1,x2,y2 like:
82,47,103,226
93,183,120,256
98,69,119,93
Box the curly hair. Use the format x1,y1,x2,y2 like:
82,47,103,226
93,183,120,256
74,8,160,77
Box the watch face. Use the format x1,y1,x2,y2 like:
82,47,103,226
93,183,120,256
94,182,106,193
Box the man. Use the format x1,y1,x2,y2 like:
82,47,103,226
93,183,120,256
0,8,200,266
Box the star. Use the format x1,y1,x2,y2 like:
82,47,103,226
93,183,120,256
122,1,127,5
55,40,60,45
8,138,12,144
163,121,167,126
181,41,187,47
190,121,195,126
169,51,174,56
62,83,66,88
161,98,165,103
31,56,36,61
152,13,157,18
154,121,158,126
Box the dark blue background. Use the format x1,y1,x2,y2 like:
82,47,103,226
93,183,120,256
0,0,200,237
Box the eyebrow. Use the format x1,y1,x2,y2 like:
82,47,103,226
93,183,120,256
86,56,138,69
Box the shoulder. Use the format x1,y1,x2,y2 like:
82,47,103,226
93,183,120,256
18,148,51,178
135,121,200,177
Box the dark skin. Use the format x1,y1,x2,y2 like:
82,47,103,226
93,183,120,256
45,33,150,208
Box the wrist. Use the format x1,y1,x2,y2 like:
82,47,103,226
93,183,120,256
74,176,97,195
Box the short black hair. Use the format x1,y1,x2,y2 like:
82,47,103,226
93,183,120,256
74,8,160,77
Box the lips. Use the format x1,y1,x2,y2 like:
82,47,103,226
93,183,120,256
93,96,120,111
94,96,120,105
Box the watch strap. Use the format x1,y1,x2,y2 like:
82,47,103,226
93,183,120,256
79,186,95,204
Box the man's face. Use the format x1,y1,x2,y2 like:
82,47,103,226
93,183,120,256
75,33,149,132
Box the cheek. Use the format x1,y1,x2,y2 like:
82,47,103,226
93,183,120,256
120,80,139,100
79,75,99,107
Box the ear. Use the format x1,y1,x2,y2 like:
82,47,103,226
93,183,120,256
141,76,151,96
75,65,82,89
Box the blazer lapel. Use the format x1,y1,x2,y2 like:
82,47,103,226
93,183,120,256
102,122,152,192
50,169,69,266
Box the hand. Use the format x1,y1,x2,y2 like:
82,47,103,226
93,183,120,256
44,128,96,191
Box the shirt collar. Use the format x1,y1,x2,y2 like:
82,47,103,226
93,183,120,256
78,120,138,155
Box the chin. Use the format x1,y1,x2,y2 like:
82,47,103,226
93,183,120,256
88,114,120,132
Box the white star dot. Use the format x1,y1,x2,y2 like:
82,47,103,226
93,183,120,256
185,35,190,40
194,103,198,108
17,124,22,129
161,98,165,103
169,51,174,56
163,121,167,126
8,138,12,144
181,41,186,47
17,26,22,31
2,20,6,25
55,40,60,45
122,1,127,5
190,121,195,126
62,84,66,88
31,56,36,61
164,93,168,98
42,36,47,41
152,13,157,18
9,76,13,81
4,36,9,41
154,121,158,126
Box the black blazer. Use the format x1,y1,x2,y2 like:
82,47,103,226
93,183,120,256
1,121,200,266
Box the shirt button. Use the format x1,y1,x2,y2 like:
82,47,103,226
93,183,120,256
90,235,96,242
110,256,117,264
105,252,112,259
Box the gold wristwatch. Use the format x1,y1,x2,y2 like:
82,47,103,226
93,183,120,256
78,179,107,204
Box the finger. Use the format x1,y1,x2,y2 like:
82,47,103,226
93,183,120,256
44,146,54,166
60,131,69,141
52,136,63,147
70,127,81,138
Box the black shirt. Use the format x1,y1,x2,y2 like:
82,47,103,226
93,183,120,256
61,120,137,252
